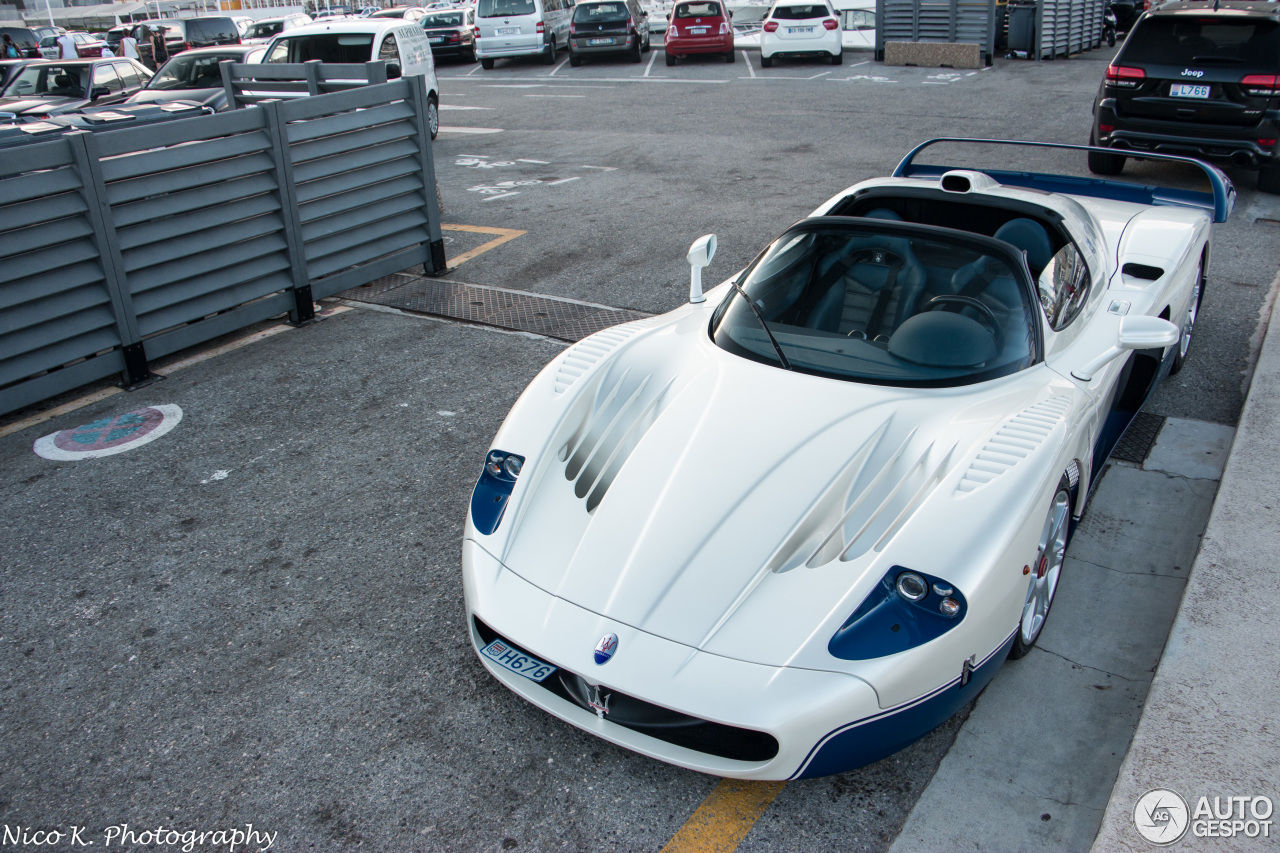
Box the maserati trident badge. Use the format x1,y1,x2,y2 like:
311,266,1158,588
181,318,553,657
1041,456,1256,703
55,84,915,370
586,683,611,718
593,633,618,665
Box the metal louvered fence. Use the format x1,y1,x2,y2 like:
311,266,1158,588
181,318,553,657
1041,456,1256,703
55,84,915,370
1032,0,1106,59
0,78,445,417
875,0,999,64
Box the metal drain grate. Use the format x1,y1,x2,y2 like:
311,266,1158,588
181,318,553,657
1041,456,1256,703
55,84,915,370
1112,411,1165,464
338,274,653,342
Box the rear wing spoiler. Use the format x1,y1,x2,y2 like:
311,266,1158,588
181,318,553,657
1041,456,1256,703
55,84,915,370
892,138,1235,224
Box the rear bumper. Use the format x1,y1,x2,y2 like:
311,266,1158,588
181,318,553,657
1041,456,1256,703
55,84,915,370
429,41,474,58
476,34,549,58
1096,100,1279,167
760,35,840,58
665,34,732,54
569,34,637,55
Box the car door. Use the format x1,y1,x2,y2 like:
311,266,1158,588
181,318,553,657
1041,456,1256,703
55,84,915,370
90,61,126,103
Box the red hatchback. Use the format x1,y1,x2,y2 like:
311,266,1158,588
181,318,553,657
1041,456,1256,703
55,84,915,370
664,0,734,65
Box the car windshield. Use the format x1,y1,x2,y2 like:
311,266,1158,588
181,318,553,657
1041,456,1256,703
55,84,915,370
674,2,721,17
247,21,284,38
265,33,374,62
1121,17,1279,66
575,2,628,22
423,11,466,25
1,64,87,97
771,4,829,19
148,52,236,89
710,221,1039,387
477,0,537,17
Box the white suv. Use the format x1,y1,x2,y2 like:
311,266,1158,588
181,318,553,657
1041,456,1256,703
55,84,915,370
760,0,842,67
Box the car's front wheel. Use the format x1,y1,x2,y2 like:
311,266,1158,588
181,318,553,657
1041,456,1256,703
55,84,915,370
1010,474,1072,660
1170,261,1203,375
427,93,439,139
544,36,557,64
1260,161,1280,195
1087,132,1125,176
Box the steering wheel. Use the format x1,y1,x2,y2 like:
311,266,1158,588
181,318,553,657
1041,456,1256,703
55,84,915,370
926,295,1003,347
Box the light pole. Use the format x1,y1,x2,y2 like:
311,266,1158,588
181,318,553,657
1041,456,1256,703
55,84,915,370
44,0,54,28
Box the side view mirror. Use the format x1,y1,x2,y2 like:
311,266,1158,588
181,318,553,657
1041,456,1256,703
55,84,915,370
687,233,717,304
1071,315,1180,381
90,86,110,99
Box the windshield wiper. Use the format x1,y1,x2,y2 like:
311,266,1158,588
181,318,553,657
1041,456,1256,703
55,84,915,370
729,279,791,370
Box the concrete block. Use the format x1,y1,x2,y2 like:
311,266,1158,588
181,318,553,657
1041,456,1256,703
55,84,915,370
1144,418,1236,481
883,41,983,69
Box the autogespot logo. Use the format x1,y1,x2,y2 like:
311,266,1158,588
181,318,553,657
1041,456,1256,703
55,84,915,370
1134,789,1190,845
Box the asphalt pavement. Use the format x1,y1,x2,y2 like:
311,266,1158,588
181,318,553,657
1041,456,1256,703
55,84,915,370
2,40,1280,853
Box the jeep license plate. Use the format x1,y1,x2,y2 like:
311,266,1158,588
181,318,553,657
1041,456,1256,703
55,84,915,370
1170,83,1210,99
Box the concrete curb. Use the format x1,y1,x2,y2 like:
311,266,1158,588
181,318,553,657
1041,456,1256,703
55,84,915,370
1091,274,1280,852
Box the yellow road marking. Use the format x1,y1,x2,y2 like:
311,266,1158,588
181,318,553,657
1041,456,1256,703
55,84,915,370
661,779,787,853
442,223,526,267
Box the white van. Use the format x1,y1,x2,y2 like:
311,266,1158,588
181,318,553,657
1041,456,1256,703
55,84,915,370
263,19,441,137
475,0,574,68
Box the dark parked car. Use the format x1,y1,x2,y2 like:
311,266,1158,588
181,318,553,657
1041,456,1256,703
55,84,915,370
0,58,38,90
1089,0,1280,193
126,44,267,110
568,0,651,65
0,58,152,119
138,16,242,55
0,26,40,59
421,7,476,62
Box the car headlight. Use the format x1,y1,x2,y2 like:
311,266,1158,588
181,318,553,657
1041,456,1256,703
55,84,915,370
828,566,968,661
470,450,526,535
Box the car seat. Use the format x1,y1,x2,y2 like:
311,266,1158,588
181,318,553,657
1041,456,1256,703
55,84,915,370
804,210,928,339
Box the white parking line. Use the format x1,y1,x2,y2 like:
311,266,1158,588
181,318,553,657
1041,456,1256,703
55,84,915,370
466,64,482,76
744,50,756,78
481,192,520,201
440,105,494,110
549,57,569,76
438,126,505,134
547,177,580,185
644,49,657,76
848,59,869,67
525,93,587,97
808,70,832,80
581,165,618,171
517,159,550,164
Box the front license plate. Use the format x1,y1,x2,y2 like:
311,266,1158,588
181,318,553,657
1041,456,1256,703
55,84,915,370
495,26,520,34
481,639,557,682
589,37,614,44
1170,83,1210,99
789,26,814,33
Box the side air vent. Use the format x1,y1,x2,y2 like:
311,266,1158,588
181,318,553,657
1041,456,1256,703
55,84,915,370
955,395,1071,494
559,369,677,513
554,318,658,394
1122,262,1164,281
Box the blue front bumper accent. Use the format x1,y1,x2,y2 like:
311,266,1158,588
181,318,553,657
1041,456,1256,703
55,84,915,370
470,452,524,535
792,631,1016,779
829,567,967,661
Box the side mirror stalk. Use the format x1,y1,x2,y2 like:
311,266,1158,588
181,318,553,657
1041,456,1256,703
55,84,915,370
1072,315,1181,381
686,233,717,305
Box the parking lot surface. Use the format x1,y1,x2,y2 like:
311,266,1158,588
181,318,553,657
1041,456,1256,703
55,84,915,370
4,42,1280,853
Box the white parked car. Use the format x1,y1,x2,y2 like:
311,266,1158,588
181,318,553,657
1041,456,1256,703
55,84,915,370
760,0,841,66
262,17,441,136
460,139,1232,780
241,14,314,44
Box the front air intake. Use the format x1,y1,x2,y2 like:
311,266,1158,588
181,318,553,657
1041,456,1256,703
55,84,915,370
941,173,972,193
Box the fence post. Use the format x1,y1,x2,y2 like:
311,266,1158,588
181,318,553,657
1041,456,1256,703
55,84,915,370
304,59,321,96
258,99,315,325
407,78,447,277
64,131,155,389
219,59,239,110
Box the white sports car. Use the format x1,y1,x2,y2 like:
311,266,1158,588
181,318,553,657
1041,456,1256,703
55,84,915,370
461,139,1234,780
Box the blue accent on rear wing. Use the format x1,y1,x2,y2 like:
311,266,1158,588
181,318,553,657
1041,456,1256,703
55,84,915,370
892,138,1236,224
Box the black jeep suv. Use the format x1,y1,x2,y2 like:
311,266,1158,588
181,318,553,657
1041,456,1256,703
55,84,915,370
1089,0,1280,193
